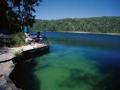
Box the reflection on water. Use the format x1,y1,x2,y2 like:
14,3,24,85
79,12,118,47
23,32,120,90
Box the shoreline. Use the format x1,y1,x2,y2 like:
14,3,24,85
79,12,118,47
0,43,47,90
48,31,120,36
70,31,120,36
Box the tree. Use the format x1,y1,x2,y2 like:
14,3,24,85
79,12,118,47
32,16,120,33
0,0,42,33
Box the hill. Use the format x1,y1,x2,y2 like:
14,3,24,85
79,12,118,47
32,16,120,33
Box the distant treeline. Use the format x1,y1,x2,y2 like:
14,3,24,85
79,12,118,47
32,16,120,33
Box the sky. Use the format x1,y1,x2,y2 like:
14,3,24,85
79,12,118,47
35,0,120,20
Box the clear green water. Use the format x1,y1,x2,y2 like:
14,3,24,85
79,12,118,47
22,32,120,90
35,45,101,90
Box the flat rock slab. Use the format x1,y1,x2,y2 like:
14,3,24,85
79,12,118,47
0,43,47,90
0,43,46,62
0,61,14,76
0,43,47,76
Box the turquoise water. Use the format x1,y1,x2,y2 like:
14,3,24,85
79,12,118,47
23,32,120,90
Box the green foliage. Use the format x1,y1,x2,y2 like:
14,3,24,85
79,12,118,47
11,32,26,46
0,32,25,47
0,0,41,33
32,16,120,33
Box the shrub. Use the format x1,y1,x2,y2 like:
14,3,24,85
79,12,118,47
0,32,26,47
10,32,26,47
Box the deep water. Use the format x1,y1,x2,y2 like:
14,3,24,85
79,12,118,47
18,32,120,90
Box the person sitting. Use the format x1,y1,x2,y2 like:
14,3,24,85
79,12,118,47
35,32,44,43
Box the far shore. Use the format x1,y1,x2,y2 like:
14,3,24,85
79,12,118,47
52,31,120,36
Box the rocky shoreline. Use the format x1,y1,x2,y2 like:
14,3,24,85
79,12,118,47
0,74,21,90
0,43,48,90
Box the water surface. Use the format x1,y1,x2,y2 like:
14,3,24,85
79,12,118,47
24,32,120,90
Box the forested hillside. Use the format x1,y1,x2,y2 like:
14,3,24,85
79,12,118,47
32,16,120,33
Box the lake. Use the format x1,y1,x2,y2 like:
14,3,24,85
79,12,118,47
22,32,120,90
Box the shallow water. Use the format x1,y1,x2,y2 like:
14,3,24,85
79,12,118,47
24,32,120,90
